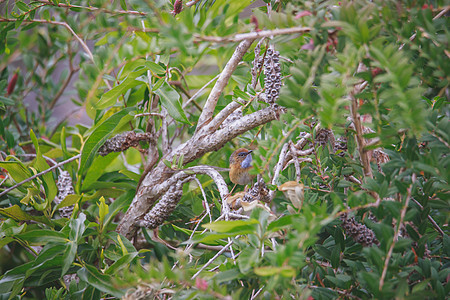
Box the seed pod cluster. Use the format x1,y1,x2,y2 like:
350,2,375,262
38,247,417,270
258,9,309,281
315,128,335,148
334,136,348,157
251,40,264,88
54,171,75,218
98,131,152,156
242,176,270,204
340,213,379,247
263,47,282,104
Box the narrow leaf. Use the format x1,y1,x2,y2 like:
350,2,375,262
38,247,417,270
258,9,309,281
155,83,191,125
77,264,124,298
78,108,133,177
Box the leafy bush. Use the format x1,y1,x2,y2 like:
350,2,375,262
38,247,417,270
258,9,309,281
0,0,448,299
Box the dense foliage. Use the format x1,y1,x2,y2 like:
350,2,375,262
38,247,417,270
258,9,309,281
0,0,448,299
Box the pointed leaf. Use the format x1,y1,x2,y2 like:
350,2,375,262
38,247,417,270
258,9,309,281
96,70,145,109
202,219,259,233
0,205,51,225
155,83,191,125
30,130,57,207
77,264,124,298
78,108,133,177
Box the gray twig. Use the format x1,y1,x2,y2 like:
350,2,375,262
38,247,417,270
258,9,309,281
0,154,80,198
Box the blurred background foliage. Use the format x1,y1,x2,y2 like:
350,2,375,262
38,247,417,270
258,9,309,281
0,0,449,299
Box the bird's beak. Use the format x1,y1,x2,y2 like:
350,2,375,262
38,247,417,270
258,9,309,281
247,150,253,155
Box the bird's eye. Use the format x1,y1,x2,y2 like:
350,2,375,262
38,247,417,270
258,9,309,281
238,152,246,156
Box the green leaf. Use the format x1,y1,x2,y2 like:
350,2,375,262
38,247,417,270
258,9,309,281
189,232,235,244
0,118,4,137
96,70,145,109
163,159,172,168
0,205,51,225
30,129,57,208
267,215,293,232
60,127,69,159
155,83,191,125
213,268,241,283
144,61,165,74
17,229,66,244
0,96,14,106
118,169,140,182
233,88,251,101
62,240,77,276
54,194,82,212
68,213,86,242
238,247,259,274
97,197,109,227
78,108,133,177
0,160,31,185
119,0,127,10
0,237,14,249
254,266,295,277
202,219,259,234
15,1,29,12
104,252,137,275
116,234,128,256
81,153,119,191
77,264,124,298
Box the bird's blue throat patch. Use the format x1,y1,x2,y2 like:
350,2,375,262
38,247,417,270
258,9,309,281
241,154,252,169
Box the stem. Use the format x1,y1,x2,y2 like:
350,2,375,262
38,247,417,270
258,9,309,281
0,154,80,198
379,173,416,290
411,198,445,237
191,240,234,279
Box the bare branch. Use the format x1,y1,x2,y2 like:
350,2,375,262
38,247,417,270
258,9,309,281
196,39,255,132
205,101,242,133
271,143,289,187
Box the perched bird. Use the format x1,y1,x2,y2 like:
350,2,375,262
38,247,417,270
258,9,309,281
229,148,254,185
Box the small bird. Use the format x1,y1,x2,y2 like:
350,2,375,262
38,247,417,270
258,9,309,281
229,148,254,185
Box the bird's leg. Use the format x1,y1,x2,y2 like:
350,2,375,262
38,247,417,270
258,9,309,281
224,183,237,200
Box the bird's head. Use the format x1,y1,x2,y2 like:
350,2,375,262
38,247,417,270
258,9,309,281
229,148,253,169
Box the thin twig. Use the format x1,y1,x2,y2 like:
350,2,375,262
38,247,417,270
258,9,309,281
398,6,450,50
191,240,234,279
183,74,220,109
0,154,80,197
186,0,202,7
194,177,212,223
134,112,164,118
35,0,147,16
251,286,265,300
12,153,63,174
195,26,311,43
379,174,416,290
0,18,94,62
411,198,445,237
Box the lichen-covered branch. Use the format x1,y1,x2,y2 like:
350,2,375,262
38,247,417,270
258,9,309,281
117,105,284,239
